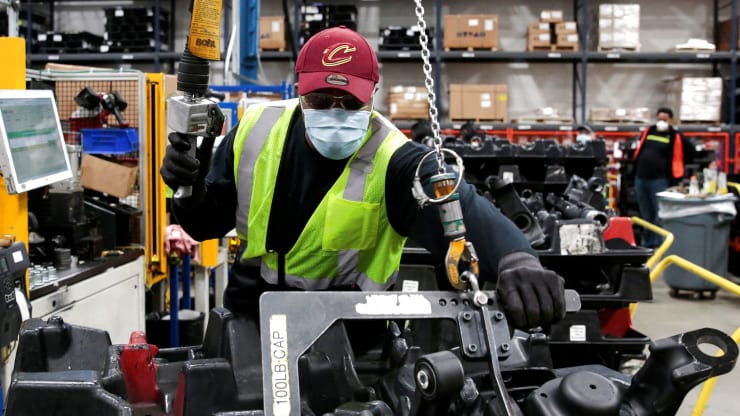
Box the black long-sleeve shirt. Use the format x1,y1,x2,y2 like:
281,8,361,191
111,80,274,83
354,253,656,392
173,109,534,314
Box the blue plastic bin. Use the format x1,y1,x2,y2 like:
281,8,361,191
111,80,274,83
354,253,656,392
81,128,139,154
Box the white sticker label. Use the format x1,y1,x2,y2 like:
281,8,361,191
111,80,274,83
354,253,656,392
355,294,432,315
390,103,397,114
570,325,587,341
485,19,495,31
53,34,62,42
502,171,514,184
270,314,291,415
481,100,492,108
401,280,419,292
397,52,411,58
468,19,479,26
115,8,124,17
12,250,23,263
272,21,281,32
547,53,561,58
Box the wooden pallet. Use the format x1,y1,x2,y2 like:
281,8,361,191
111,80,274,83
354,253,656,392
589,118,648,124
444,47,498,52
259,47,286,52
597,46,639,52
527,44,552,52
671,47,715,52
449,117,506,124
678,119,721,125
552,44,579,51
513,116,574,124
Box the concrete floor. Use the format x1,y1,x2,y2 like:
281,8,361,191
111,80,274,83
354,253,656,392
631,276,740,416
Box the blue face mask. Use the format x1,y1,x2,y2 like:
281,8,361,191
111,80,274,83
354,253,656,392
302,107,371,160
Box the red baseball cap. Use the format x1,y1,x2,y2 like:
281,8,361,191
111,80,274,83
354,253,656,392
295,26,379,103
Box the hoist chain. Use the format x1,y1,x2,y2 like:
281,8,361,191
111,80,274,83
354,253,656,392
413,0,444,173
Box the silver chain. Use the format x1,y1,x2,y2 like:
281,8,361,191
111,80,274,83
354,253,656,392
414,0,445,173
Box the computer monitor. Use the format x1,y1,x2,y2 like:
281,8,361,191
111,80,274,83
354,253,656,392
0,89,72,194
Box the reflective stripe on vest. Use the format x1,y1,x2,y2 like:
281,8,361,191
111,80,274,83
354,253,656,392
259,115,399,291
235,106,284,235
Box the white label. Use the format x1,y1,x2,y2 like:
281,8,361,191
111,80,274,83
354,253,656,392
122,54,134,60
481,93,491,100
401,280,419,292
390,103,397,114
485,19,494,31
518,124,532,130
47,55,60,61
565,22,577,30
115,8,124,17
541,11,552,19
707,126,721,132
696,53,710,59
397,52,411,58
607,53,621,59
38,33,47,41
271,21,281,32
558,125,572,131
53,34,62,42
615,108,627,116
605,126,618,131
481,100,492,108
502,171,514,184
270,314,291,415
547,53,562,58
462,52,476,58
468,19,479,27
552,10,563,19
480,124,493,130
567,34,578,42
539,34,550,42
404,92,414,100
12,250,23,263
570,325,587,341
355,294,432,315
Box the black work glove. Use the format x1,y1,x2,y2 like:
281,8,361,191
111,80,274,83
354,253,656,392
160,132,214,207
496,253,566,330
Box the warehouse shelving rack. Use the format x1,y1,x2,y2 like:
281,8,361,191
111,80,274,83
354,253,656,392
252,0,740,172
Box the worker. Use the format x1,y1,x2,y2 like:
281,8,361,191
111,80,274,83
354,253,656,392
575,124,594,144
160,26,565,331
632,107,686,248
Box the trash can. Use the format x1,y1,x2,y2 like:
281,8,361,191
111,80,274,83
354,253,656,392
657,192,737,297
145,309,205,348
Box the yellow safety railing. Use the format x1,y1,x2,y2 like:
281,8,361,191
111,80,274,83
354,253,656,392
628,216,675,317
648,255,740,416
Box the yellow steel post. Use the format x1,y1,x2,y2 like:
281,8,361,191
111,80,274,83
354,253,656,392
144,73,168,287
0,37,28,295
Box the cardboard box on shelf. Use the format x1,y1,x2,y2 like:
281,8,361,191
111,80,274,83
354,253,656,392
528,31,552,46
667,77,723,123
718,18,740,51
260,16,286,50
589,107,651,123
80,154,138,199
540,10,564,23
594,4,641,50
449,84,507,122
387,86,429,120
555,21,578,34
557,33,580,46
528,22,551,34
443,14,498,50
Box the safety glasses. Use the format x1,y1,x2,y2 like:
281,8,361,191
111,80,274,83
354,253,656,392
300,92,370,111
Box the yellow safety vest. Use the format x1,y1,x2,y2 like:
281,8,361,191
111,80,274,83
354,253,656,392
233,99,409,290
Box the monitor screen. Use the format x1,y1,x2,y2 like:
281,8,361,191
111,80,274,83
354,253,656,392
0,89,72,194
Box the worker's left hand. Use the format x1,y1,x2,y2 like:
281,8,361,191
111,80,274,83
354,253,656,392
497,266,565,330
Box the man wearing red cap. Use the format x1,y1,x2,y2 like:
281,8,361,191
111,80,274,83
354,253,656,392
161,26,565,332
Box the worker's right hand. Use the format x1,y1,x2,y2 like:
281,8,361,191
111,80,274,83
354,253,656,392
160,132,200,191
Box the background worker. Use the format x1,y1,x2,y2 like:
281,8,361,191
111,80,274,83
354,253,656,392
160,26,566,332
632,107,687,248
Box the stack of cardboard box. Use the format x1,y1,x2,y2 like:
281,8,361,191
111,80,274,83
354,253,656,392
592,4,640,51
448,84,507,122
443,14,498,51
387,86,430,121
259,16,286,51
589,107,651,124
527,10,579,51
667,77,723,123
717,18,740,51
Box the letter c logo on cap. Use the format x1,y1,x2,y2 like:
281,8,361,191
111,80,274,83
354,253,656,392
322,44,356,67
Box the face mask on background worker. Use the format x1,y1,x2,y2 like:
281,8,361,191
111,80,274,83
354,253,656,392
656,120,670,132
